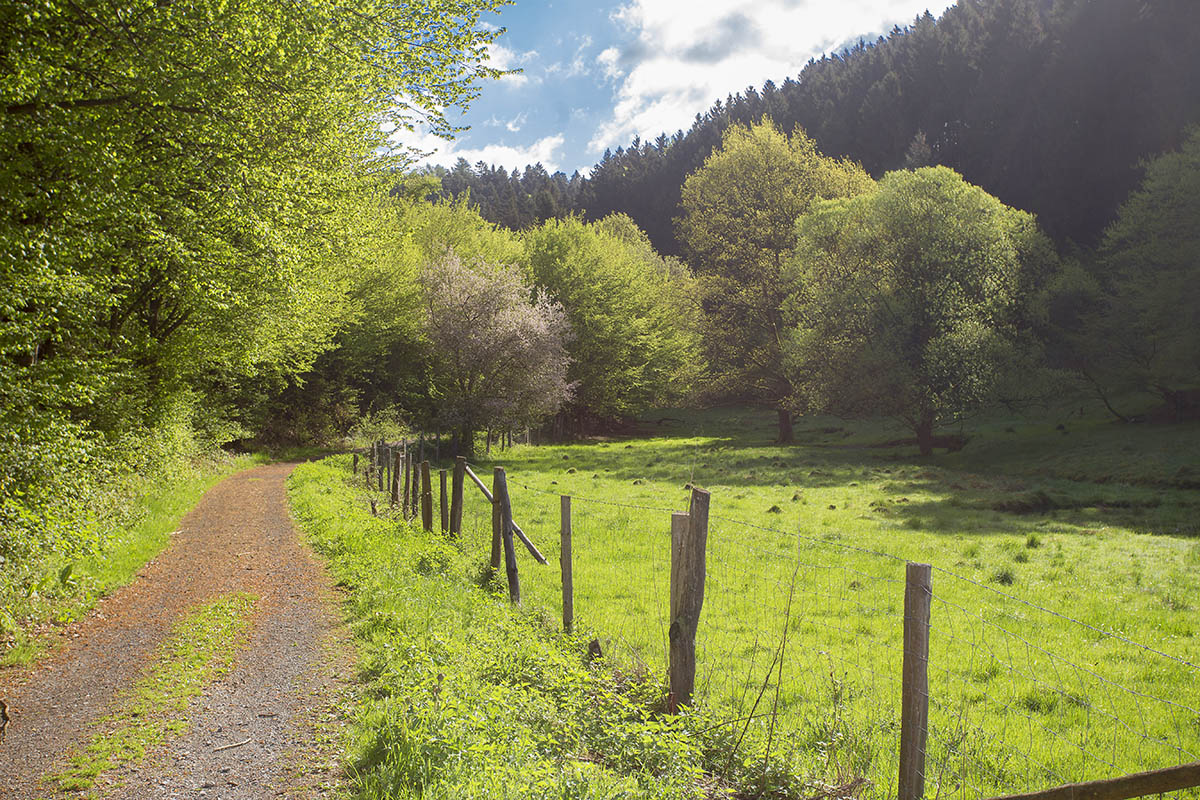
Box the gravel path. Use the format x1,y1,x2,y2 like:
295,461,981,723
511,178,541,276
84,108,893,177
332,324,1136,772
0,463,353,799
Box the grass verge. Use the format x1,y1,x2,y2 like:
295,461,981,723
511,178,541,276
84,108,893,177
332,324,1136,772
1,452,262,667
45,591,258,794
288,457,827,800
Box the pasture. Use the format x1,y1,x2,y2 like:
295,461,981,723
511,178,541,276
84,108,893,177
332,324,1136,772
451,408,1200,797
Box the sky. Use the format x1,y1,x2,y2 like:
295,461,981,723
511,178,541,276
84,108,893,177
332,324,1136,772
395,0,959,177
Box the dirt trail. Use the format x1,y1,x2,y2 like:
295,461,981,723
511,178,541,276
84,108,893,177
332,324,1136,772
0,463,352,799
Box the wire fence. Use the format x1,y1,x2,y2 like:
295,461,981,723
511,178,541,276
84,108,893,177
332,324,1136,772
353,446,1200,799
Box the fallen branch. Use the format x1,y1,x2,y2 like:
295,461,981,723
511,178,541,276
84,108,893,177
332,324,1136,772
213,737,252,752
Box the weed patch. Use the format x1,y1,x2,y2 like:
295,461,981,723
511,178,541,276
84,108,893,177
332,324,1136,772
46,592,257,793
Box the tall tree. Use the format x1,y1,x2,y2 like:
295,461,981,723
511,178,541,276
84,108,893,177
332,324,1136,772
677,119,873,442
783,167,1058,454
1084,127,1200,420
522,216,704,432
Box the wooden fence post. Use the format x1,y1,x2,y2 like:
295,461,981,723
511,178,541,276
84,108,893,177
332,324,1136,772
561,495,573,633
391,449,402,506
490,474,502,570
450,457,465,537
494,467,520,604
669,511,690,626
439,469,448,533
352,452,358,475
669,488,709,708
377,440,384,493
900,562,932,800
421,461,433,532
401,450,411,520
408,451,419,518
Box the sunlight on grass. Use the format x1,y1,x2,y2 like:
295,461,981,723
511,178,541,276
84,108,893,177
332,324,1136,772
438,408,1200,798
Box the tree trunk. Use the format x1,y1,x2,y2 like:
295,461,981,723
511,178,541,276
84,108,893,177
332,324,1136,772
458,426,475,459
915,411,935,456
776,408,794,444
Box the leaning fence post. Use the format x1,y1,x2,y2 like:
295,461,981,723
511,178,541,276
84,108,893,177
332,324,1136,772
561,495,573,633
450,457,465,537
494,467,520,604
669,488,709,708
900,562,932,800
421,461,433,532
439,469,448,533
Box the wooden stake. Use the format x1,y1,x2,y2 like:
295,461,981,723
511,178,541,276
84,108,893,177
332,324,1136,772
494,467,519,604
409,450,419,518
376,441,384,493
450,457,465,537
669,511,689,625
899,562,932,800
401,450,411,520
421,461,433,532
352,453,358,475
561,496,573,633
461,464,548,564
669,488,709,708
391,449,402,507
490,474,502,570
983,760,1200,800
439,469,448,533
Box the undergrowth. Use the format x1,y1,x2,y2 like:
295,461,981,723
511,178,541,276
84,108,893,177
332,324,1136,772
0,432,259,666
288,457,836,800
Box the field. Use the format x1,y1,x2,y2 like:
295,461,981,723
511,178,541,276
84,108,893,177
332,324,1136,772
443,408,1200,798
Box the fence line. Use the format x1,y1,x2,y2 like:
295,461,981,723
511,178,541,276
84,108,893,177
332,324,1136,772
350,444,1200,800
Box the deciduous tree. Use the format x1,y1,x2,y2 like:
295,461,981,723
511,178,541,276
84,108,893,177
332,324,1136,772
783,167,1056,454
421,252,572,455
677,119,872,442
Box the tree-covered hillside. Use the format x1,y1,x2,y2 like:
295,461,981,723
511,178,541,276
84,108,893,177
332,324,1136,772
437,0,1200,254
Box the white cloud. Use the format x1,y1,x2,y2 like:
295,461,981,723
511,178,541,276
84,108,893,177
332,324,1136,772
487,42,540,87
597,47,623,81
546,34,595,78
393,125,567,172
590,0,954,153
505,112,528,133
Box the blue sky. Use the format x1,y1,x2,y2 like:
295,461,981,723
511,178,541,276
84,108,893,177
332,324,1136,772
396,0,958,177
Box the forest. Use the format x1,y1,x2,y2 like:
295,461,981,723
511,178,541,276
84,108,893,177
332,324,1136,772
435,0,1200,254
3,0,1199,612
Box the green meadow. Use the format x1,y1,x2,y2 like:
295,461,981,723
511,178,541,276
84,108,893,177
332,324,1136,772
434,408,1200,798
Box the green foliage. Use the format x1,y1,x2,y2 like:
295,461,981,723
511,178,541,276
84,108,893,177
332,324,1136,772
677,119,873,433
783,167,1058,454
0,411,256,664
0,0,507,555
1083,127,1200,418
522,216,704,424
